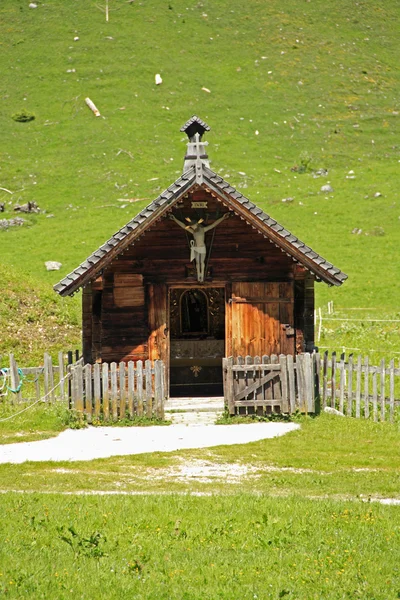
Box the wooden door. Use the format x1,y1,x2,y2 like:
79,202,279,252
148,283,168,364
229,282,295,357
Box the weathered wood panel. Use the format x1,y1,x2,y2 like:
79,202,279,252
230,282,294,358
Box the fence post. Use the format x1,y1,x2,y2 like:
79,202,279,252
347,355,353,417
223,357,235,415
110,362,118,421
330,352,336,409
9,353,22,403
102,362,110,421
389,359,395,423
93,363,101,419
279,355,288,413
372,367,378,422
364,356,369,419
58,351,65,402
84,364,92,423
75,363,84,414
44,353,54,403
154,360,163,419
119,362,126,420
287,354,296,414
304,353,313,413
322,351,328,409
137,360,144,416
380,359,385,421
313,352,321,415
145,360,152,418
67,351,73,408
339,353,345,413
355,355,362,418
127,361,135,417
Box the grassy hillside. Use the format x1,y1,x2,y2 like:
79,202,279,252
1,0,399,363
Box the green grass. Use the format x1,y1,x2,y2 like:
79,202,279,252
1,493,399,599
0,402,71,445
0,0,400,361
1,414,399,500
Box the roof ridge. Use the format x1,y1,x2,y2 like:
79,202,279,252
54,167,196,295
202,165,347,285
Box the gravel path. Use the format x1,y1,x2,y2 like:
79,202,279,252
0,423,299,464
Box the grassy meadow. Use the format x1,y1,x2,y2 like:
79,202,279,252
1,492,400,599
1,414,400,598
0,0,399,363
1,3,400,598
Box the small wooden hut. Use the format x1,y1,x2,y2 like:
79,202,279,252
54,116,347,397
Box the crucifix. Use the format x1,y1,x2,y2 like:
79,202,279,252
169,212,230,282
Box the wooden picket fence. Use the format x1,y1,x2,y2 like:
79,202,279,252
224,352,400,422
0,351,79,404
317,351,400,422
223,353,316,416
70,360,165,421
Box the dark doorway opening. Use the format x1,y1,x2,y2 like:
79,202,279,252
169,287,225,397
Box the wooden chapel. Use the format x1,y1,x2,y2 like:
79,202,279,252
54,116,347,397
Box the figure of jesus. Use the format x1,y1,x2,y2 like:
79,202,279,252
169,212,230,282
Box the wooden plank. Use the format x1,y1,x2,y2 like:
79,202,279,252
380,359,385,422
119,362,126,420
71,367,77,413
245,355,253,407
84,364,92,422
364,356,369,419
304,353,313,413
296,354,305,413
43,353,50,402
160,362,165,416
58,351,65,402
145,360,153,418
137,360,144,416
331,351,336,409
235,355,245,407
322,351,328,409
347,355,353,417
271,354,280,400
102,362,110,421
9,353,22,403
261,355,269,405
287,354,296,414
372,368,378,422
389,359,395,423
154,360,163,419
93,363,101,419
75,363,84,414
355,355,362,418
339,353,345,413
224,357,235,415
254,355,263,406
313,352,321,414
110,362,118,421
279,355,288,413
231,364,282,372
127,361,135,417
234,370,282,401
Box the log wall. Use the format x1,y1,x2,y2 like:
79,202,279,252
82,190,315,365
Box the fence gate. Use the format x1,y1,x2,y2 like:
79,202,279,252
223,354,315,416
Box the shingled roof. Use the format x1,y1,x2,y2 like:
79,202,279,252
54,120,347,297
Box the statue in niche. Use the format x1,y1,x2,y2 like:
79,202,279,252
169,212,230,282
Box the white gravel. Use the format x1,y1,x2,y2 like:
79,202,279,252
0,423,299,464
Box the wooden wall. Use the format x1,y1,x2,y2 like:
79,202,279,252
82,189,315,364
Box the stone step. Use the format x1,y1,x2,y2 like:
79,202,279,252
164,397,225,426
166,410,223,426
165,396,224,414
